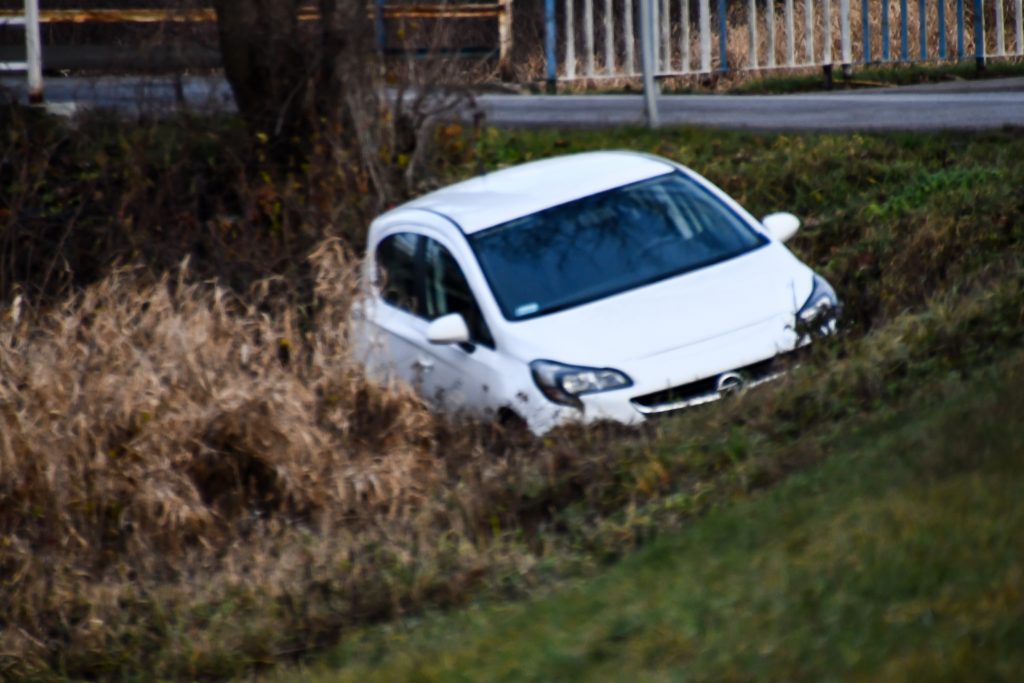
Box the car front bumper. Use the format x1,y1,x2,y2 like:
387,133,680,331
524,313,803,433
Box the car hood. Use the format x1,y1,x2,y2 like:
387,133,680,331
500,243,814,367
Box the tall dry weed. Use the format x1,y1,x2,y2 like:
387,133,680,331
0,239,440,544
0,241,444,673
0,216,669,679
0,229,624,679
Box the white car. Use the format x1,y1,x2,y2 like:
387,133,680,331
353,151,838,434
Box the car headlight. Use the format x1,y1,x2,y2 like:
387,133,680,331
797,273,841,332
530,360,633,409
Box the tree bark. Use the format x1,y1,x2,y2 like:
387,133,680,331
212,0,310,142
210,0,453,206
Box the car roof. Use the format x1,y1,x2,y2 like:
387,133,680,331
387,151,676,234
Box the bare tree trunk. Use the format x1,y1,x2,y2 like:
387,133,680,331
212,0,312,143
211,0,472,208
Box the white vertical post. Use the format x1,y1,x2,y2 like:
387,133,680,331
640,0,660,126
749,0,760,66
1016,0,1023,54
652,0,661,69
498,0,513,66
785,0,796,64
605,0,616,72
662,0,672,69
995,0,1006,54
626,0,636,73
767,0,777,65
566,0,577,78
840,0,852,63
25,0,43,103
805,0,816,63
681,0,691,70
585,0,596,75
823,0,833,63
699,0,712,71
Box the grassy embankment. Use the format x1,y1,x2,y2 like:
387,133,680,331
297,353,1024,682
1,103,1022,680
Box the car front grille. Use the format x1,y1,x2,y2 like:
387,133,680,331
630,355,791,415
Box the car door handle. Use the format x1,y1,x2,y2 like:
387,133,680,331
412,358,435,372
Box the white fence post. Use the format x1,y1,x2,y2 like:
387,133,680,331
640,0,660,126
785,0,796,65
749,0,760,67
25,0,43,103
652,0,661,69
565,0,576,78
699,0,712,71
767,0,777,66
805,0,816,63
995,0,1006,54
823,0,834,64
840,0,852,66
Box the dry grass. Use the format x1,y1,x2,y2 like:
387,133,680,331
0,227,777,679
0,243,438,543
0,241,445,676
2,234,1020,680
0,238,633,680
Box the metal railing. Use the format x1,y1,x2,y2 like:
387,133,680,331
547,0,1024,81
0,2,513,102
0,1,43,101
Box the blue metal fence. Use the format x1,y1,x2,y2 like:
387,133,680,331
548,0,1024,81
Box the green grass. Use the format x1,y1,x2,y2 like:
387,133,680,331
292,355,1024,682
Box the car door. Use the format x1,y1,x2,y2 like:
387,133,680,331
363,230,505,418
416,236,506,417
360,231,434,389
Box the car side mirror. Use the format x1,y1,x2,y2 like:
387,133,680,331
761,212,801,243
426,313,471,345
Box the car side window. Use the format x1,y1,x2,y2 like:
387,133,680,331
376,233,422,315
423,239,495,349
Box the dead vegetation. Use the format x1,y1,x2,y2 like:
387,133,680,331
0,225,635,679
1,102,1022,679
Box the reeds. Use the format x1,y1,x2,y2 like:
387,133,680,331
0,232,632,678
0,239,442,673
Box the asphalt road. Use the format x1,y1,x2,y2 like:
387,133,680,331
478,89,1024,131
3,74,1024,132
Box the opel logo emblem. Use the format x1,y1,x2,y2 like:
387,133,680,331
716,371,746,395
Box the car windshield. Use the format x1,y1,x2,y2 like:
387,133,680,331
469,171,768,320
